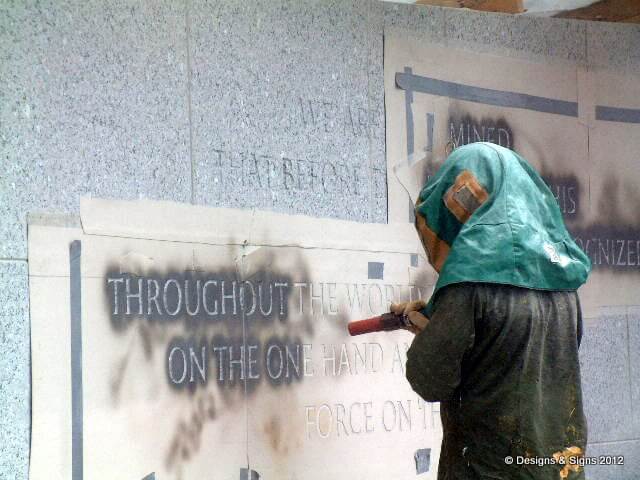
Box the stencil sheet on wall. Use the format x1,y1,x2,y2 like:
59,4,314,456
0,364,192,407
384,36,640,316
28,198,439,480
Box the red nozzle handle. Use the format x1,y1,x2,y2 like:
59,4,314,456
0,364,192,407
348,313,408,336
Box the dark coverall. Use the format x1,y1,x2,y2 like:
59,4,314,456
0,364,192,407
406,282,586,480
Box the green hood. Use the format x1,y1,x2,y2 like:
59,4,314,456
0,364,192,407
414,142,591,318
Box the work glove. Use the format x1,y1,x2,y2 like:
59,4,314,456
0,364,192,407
390,300,429,334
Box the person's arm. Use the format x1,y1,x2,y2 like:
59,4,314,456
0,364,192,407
405,283,476,402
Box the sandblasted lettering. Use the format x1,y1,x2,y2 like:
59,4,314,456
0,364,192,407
574,236,640,269
125,277,143,315
107,275,428,327
304,398,438,439
208,147,365,196
104,257,438,473
163,279,183,316
298,97,373,136
449,118,513,149
547,183,578,216
166,339,398,389
107,277,124,315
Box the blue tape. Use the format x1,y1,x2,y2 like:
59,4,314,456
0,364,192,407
368,262,384,280
403,67,415,156
426,112,434,152
414,448,431,474
70,240,83,480
396,71,578,117
240,468,260,480
596,105,640,124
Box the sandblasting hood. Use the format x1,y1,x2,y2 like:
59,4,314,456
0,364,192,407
414,142,591,318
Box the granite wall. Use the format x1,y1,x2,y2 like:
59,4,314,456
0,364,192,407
1,1,639,478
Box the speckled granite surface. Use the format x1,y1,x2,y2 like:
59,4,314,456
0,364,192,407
0,0,191,260
2,1,640,478
0,261,30,480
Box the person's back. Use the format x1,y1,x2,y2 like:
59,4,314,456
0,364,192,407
401,142,591,479
406,282,586,479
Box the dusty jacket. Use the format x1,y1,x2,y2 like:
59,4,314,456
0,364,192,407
406,282,587,480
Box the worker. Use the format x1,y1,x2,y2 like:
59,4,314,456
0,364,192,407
392,142,591,480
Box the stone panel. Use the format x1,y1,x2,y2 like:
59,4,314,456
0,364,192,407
587,22,640,73
0,261,30,480
190,0,387,223
586,440,640,480
0,0,191,259
627,306,640,437
579,310,633,444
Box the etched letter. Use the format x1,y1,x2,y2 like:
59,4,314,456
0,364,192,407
108,277,124,315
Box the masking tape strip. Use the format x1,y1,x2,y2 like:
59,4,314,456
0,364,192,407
414,448,431,474
368,262,384,280
596,105,640,124
240,468,260,480
70,240,83,480
396,71,578,117
403,67,415,156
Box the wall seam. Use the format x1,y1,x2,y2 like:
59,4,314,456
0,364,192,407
366,0,375,222
585,22,592,210
589,438,640,446
185,0,196,205
626,309,634,423
381,22,389,224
